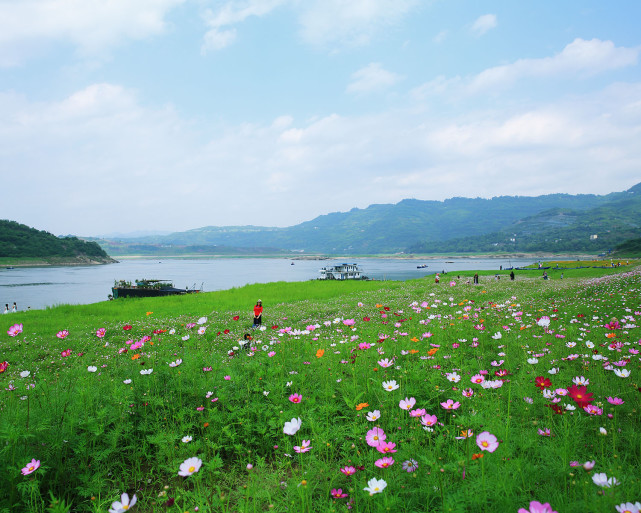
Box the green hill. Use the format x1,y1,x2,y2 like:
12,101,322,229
0,220,115,264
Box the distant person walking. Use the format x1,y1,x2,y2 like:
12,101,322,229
510,271,515,281
253,300,263,327
473,273,479,285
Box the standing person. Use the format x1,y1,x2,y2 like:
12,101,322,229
253,300,263,327
543,271,548,280
434,273,440,284
473,273,479,284
3,304,8,314
12,302,17,313
510,271,515,281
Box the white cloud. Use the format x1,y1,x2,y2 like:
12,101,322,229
297,0,419,48
0,0,185,65
201,0,287,53
2,80,640,235
347,63,403,94
471,14,497,36
413,38,640,99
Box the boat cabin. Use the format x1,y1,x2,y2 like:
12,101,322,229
319,263,366,280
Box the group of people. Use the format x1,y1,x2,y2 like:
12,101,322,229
3,302,17,314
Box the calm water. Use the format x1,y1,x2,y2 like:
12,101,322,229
0,257,534,311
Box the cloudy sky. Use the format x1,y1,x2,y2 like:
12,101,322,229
1,1,640,236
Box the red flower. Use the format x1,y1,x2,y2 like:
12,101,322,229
0,361,8,373
233,316,240,321
223,329,230,334
271,325,279,330
546,403,565,415
363,317,370,322
567,385,594,408
535,376,552,389
122,324,132,331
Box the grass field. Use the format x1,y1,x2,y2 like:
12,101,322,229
1,261,640,512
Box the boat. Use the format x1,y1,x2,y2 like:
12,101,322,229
111,279,201,299
416,264,428,269
319,263,368,280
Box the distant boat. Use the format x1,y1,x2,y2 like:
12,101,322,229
111,279,201,299
416,264,428,269
319,263,368,280
291,262,295,265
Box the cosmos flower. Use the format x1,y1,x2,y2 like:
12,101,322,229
399,397,416,410
108,493,137,513
289,393,302,404
56,330,69,339
613,368,631,378
592,472,619,488
518,501,558,513
374,457,394,468
294,440,312,453
402,459,419,472
440,399,460,410
21,459,40,475
8,324,23,337
331,488,348,498
339,466,356,476
366,410,381,422
363,477,387,495
476,431,499,453
366,427,386,447
178,457,202,477
382,380,399,392
283,417,302,436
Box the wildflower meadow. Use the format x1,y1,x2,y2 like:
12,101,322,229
1,264,640,512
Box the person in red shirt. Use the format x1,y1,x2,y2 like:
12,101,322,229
253,300,263,327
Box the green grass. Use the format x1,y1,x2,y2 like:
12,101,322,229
1,265,640,512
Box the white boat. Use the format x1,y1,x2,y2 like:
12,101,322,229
319,263,367,280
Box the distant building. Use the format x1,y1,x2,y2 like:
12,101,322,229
590,234,598,240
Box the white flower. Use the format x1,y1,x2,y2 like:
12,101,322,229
366,410,381,422
446,372,461,383
87,366,97,373
599,427,607,435
20,371,30,378
169,329,176,335
197,327,206,335
169,359,182,367
197,317,207,325
527,358,539,364
592,472,619,488
613,368,631,378
491,332,502,339
382,380,399,391
585,341,595,348
283,417,302,436
572,376,589,386
537,316,551,327
565,342,576,348
363,477,387,495
123,379,132,384
263,390,270,396
109,492,137,513
182,335,190,341
616,502,641,513
178,457,202,476
181,436,192,443
548,368,559,375
140,368,153,375
565,404,576,411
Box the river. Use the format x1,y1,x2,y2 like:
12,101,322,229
0,257,535,311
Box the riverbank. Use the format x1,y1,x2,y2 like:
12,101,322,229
0,255,117,267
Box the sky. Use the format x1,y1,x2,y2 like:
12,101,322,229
1,1,641,237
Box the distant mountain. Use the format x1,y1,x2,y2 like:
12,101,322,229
409,184,641,254
94,183,641,255
0,220,115,264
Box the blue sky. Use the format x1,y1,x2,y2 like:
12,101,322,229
1,0,640,236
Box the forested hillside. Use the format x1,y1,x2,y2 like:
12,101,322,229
0,220,114,262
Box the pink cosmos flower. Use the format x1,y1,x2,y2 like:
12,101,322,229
61,349,71,357
366,427,386,447
343,319,355,326
376,441,397,454
584,405,603,416
583,460,595,471
378,358,393,368
224,375,231,380
538,428,551,436
374,456,394,468
470,374,485,384
294,439,312,453
440,399,460,410
268,351,276,357
476,431,499,453
21,458,40,475
289,393,303,404
331,488,348,498
399,397,416,410
462,388,474,398
518,501,558,513
96,328,106,338
607,397,624,405
7,323,23,337
420,414,438,427
339,466,356,476
56,330,69,339
409,408,426,417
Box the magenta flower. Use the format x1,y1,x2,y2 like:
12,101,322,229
224,375,231,380
293,439,312,453
339,466,356,476
60,349,71,357
331,488,348,498
607,396,624,405
96,328,106,338
399,397,416,410
538,428,551,437
56,330,69,339
584,405,603,416
366,427,386,447
518,501,558,513
21,458,40,475
420,414,438,427
343,319,355,326
374,456,394,468
289,393,303,404
440,399,460,410
462,388,474,397
476,431,499,453
376,441,397,454
7,323,23,337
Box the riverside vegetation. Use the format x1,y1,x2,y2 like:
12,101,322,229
1,263,640,513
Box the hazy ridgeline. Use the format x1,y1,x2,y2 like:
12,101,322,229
1,264,639,513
